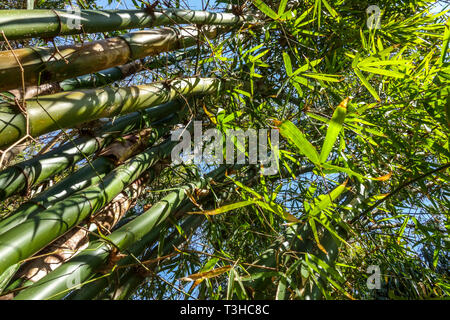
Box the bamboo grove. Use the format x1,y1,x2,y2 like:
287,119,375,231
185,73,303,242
0,0,448,300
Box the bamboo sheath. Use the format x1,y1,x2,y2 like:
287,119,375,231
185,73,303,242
0,99,185,201
0,112,181,235
0,138,177,276
13,165,230,300
0,77,220,149
5,60,144,100
0,25,220,91
0,9,255,40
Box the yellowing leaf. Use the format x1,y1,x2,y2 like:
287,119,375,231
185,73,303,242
180,265,232,282
372,172,392,181
188,201,253,215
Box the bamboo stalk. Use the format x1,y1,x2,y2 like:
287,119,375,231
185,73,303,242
6,60,144,100
13,165,231,300
0,99,185,201
109,216,204,300
0,112,181,235
0,138,179,276
0,77,221,149
0,9,256,40
0,25,220,91
66,211,201,300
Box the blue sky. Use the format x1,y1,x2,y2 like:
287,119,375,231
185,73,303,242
97,0,212,10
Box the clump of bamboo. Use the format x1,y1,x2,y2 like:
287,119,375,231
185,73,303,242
0,100,186,200
0,77,222,148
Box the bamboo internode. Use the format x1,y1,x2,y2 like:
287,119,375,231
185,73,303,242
0,77,221,149
0,26,220,91
0,9,256,40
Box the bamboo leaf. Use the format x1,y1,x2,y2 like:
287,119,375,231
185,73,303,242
303,73,342,82
251,0,278,20
308,218,328,254
180,265,232,282
359,66,406,78
372,172,393,181
255,201,300,222
278,0,288,16
309,180,348,216
283,52,293,76
320,97,349,163
0,263,20,294
274,120,321,166
188,201,253,215
354,68,381,101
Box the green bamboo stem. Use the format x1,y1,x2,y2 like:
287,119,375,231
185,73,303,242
67,210,201,300
0,77,221,148
0,139,178,276
3,60,144,100
0,9,256,40
109,216,204,300
0,99,184,201
0,25,221,91
0,112,180,235
13,165,230,300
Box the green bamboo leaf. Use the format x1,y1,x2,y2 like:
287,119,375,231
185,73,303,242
354,68,380,101
397,216,410,244
308,218,328,254
320,98,349,163
305,253,355,300
283,52,293,76
310,180,348,216
0,263,20,294
322,163,366,180
303,73,342,82
275,120,321,166
255,201,300,222
188,200,254,215
440,17,449,64
278,0,288,16
321,0,338,18
358,60,411,67
294,58,323,74
251,0,278,20
359,66,405,78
